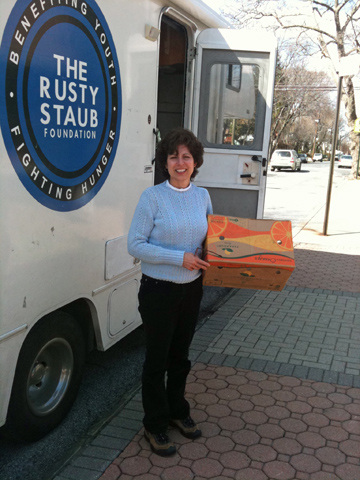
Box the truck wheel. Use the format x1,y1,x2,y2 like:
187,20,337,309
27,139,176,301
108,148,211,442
4,312,85,442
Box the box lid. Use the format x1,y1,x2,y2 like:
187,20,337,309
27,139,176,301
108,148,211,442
205,215,295,269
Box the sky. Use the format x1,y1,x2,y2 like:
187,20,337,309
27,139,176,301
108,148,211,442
202,0,228,13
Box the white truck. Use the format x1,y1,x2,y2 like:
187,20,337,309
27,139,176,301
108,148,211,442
0,0,276,441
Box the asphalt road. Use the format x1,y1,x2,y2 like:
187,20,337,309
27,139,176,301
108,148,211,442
264,159,351,234
0,160,351,480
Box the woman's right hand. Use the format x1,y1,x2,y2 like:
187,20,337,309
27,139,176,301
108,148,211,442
183,252,210,271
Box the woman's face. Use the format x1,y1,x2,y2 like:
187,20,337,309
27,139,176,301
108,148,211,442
166,144,196,189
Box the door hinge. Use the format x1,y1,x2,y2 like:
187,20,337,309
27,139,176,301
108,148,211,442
189,47,196,62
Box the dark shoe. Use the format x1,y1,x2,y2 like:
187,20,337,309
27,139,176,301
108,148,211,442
170,416,202,439
144,430,176,456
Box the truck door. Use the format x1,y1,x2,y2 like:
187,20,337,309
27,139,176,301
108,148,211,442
192,29,277,219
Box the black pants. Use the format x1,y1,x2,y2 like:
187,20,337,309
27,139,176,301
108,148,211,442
138,274,203,434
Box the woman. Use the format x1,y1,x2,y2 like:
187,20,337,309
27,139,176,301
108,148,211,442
128,128,212,456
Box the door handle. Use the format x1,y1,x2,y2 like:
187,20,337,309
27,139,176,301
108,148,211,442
240,173,256,178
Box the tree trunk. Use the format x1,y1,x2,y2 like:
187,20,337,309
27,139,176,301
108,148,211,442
343,76,359,179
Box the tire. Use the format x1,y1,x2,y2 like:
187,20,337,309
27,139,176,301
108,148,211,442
297,163,301,171
4,312,86,442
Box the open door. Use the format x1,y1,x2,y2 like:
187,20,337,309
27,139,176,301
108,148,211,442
192,29,277,219
155,14,188,185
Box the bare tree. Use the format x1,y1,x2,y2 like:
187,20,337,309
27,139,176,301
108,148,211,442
270,40,335,155
226,0,360,177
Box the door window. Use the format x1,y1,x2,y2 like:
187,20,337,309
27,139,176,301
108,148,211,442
206,63,259,146
198,51,269,151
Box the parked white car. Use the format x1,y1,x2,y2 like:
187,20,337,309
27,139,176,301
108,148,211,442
270,150,302,171
338,155,353,168
313,153,323,162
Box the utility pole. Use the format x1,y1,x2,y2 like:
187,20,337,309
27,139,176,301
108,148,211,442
323,77,342,235
311,119,320,160
327,128,333,157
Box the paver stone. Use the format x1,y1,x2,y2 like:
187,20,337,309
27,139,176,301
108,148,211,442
217,388,240,401
336,463,360,480
256,423,284,439
192,458,223,478
315,447,346,466
309,472,339,480
277,377,301,387
232,429,260,446
205,379,228,390
338,439,360,457
273,437,302,455
235,467,267,480
263,460,296,480
120,456,152,476
323,407,350,422
287,400,312,414
205,404,231,417
219,450,251,469
162,465,193,480
297,432,326,449
178,442,208,460
206,435,235,453
247,444,277,462
303,413,329,427
218,416,244,432
258,380,281,391
280,418,307,433
320,425,348,442
290,453,321,473
242,411,268,425
342,419,360,434
237,384,261,395
328,393,352,404
311,383,336,394
251,394,275,407
265,405,290,420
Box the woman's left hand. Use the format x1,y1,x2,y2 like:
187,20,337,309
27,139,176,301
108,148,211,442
183,252,210,271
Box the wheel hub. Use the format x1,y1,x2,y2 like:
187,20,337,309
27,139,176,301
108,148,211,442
27,338,74,416
31,362,47,386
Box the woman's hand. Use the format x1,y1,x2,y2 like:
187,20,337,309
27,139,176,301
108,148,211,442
183,252,210,271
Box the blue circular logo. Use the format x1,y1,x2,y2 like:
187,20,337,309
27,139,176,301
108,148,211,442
0,0,121,211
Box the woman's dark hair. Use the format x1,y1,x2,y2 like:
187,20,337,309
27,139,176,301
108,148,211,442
154,128,204,180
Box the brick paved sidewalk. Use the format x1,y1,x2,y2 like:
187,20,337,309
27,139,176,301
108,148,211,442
53,280,360,480
52,180,360,480
289,246,360,294
98,364,360,480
